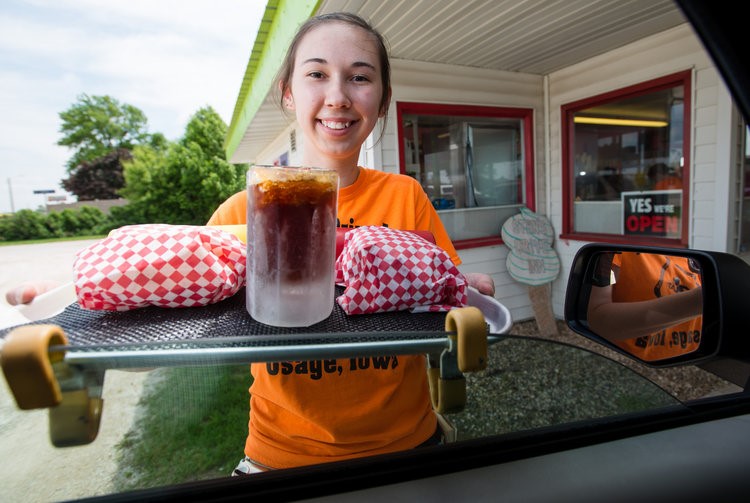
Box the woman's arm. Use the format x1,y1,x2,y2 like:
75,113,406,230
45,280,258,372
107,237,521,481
587,284,703,341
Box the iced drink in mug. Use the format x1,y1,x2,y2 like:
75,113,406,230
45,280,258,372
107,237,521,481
246,165,339,327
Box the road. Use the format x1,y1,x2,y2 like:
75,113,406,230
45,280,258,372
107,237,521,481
0,239,99,311
0,239,149,502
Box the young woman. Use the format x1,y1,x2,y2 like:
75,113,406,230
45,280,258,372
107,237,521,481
208,12,494,472
6,11,495,471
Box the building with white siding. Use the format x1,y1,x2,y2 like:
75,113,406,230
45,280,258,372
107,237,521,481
225,0,749,324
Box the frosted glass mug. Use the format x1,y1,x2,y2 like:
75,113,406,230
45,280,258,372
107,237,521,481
246,165,339,327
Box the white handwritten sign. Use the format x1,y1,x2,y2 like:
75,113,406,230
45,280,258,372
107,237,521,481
501,207,560,286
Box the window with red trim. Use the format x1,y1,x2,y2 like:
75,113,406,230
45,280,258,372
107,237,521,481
396,102,535,247
562,71,691,245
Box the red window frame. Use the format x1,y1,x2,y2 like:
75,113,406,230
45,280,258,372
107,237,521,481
396,101,536,249
560,70,692,247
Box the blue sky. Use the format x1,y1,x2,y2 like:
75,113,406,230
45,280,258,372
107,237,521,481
0,0,265,213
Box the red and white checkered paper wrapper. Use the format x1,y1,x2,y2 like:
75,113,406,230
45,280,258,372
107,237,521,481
73,224,246,311
335,226,468,314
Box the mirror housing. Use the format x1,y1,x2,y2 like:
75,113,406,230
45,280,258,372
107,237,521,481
565,244,750,372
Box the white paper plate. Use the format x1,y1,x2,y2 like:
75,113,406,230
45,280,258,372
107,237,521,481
466,287,513,334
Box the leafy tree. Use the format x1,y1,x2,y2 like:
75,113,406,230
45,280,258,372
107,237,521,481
44,206,108,236
105,203,149,231
45,209,87,237
113,145,164,225
0,205,110,241
75,205,108,230
0,209,51,241
44,211,67,237
120,107,247,225
58,94,166,173
61,148,131,200
181,106,227,155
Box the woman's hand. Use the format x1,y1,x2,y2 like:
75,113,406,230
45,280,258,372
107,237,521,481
464,272,495,296
5,281,61,306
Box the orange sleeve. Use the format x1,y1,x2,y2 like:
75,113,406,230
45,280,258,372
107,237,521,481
206,191,246,225
337,169,460,265
413,183,461,265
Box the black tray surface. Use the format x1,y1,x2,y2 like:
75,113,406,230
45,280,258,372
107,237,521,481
0,287,448,347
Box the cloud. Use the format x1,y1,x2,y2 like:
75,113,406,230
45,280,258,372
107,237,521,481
1,0,264,212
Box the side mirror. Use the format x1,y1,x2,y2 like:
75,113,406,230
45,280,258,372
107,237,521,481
565,244,750,372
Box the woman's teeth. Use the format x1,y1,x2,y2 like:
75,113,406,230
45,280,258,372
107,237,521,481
321,120,351,130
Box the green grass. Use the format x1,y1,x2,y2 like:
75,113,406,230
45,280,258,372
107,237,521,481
113,365,252,492
110,339,678,491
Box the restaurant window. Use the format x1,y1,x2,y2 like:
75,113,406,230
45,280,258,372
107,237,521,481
397,102,534,246
562,71,691,244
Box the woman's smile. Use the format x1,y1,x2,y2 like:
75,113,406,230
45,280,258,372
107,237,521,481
319,119,355,131
287,21,384,171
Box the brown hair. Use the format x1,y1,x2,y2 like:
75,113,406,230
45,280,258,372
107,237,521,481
276,11,392,118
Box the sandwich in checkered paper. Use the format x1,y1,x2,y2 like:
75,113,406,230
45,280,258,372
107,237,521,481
73,224,246,310
335,226,468,314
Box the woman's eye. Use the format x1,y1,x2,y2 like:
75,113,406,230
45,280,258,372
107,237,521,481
307,71,324,79
351,74,370,83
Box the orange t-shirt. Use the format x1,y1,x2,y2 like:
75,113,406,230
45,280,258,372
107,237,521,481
207,167,459,468
611,252,701,361
654,176,682,190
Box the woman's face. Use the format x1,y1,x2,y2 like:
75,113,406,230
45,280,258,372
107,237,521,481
285,22,386,171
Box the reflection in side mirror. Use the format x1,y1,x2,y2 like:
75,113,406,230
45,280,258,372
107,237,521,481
563,244,744,368
584,251,703,363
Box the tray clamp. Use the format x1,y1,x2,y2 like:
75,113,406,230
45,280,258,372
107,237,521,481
1,324,104,447
427,306,488,414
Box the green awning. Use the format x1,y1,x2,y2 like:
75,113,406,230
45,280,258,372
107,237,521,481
224,0,321,161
